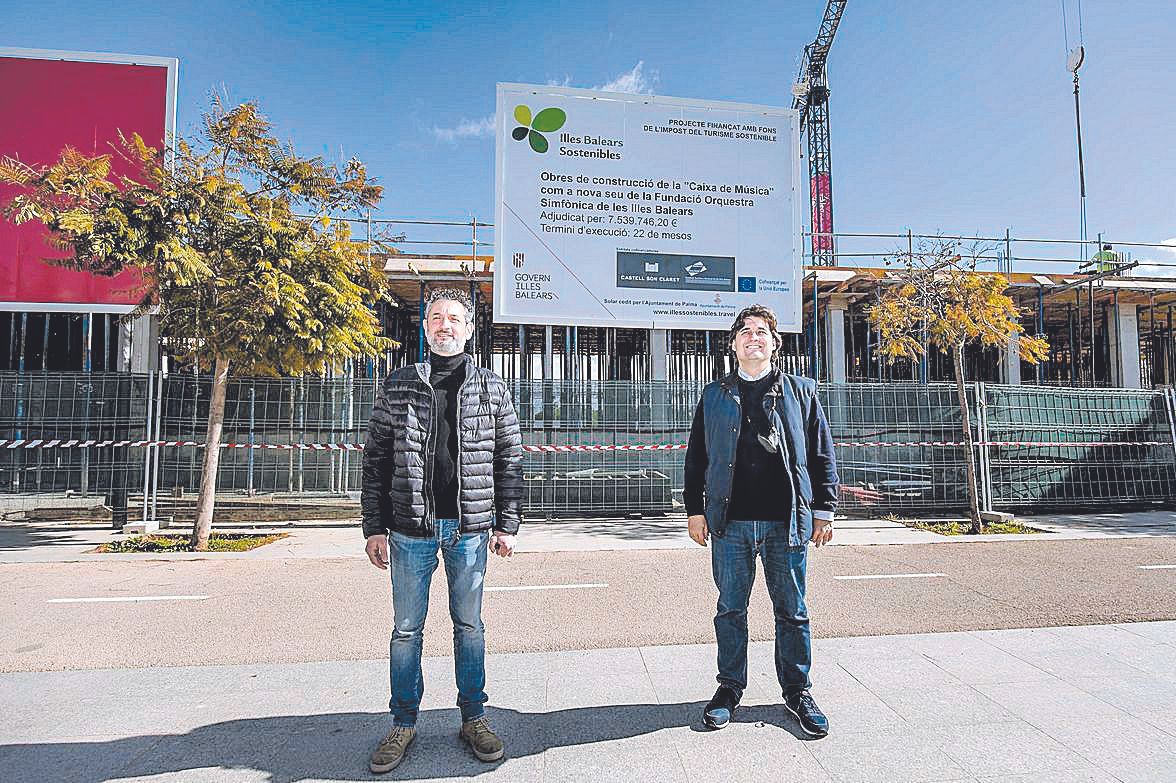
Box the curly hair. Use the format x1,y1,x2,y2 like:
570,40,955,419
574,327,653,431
424,287,474,327
727,304,782,358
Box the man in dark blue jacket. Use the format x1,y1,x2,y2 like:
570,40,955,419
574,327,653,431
684,304,839,736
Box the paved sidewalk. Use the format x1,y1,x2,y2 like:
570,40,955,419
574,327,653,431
2,621,1174,782
5,509,1176,563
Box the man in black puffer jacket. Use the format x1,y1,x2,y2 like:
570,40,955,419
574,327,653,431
362,288,522,774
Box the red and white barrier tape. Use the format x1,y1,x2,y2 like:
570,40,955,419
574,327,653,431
0,439,1168,451
0,439,364,451
836,440,1169,448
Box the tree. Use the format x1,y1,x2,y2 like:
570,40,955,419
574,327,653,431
866,239,1048,533
1,100,394,549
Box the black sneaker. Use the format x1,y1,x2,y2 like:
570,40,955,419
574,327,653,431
784,690,829,737
703,686,740,729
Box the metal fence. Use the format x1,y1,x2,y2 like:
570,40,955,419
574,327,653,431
3,371,1176,524
982,385,1176,508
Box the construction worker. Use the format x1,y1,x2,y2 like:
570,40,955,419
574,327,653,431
1085,244,1122,275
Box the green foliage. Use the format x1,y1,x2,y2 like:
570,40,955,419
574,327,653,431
98,532,289,552
866,239,1049,365
884,514,1042,536
0,98,394,375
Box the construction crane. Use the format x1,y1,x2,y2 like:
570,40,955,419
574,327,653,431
792,0,847,267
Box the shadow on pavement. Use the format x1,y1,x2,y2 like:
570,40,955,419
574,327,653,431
1027,511,1176,537
0,523,105,551
1,701,813,782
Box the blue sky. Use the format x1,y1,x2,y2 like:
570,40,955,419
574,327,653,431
6,0,1176,265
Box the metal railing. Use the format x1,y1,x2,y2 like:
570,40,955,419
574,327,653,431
2,372,1175,522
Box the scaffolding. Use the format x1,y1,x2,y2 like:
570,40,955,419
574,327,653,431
7,222,1176,390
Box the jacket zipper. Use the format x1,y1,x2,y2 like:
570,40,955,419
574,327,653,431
764,386,799,534
724,383,741,526
420,363,438,535
453,358,480,534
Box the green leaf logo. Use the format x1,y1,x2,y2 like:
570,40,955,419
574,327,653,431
512,105,566,153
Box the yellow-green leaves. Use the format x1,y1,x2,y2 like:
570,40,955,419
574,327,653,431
56,209,94,234
866,242,1049,369
0,156,36,185
0,97,393,377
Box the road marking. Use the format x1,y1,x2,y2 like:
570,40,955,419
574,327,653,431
834,573,947,581
1137,565,1176,570
47,595,211,604
485,583,608,593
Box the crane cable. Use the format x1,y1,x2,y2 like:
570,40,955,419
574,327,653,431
1061,0,1089,253
1061,0,1069,53
1061,0,1086,52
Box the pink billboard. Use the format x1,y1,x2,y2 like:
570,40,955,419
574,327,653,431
0,48,177,309
810,173,833,255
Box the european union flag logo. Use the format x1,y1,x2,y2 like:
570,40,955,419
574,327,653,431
737,276,757,293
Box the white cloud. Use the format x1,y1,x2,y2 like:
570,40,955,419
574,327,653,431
592,61,657,95
428,62,656,144
1122,237,1176,278
431,115,495,143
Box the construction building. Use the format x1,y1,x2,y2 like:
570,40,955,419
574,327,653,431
370,239,1176,390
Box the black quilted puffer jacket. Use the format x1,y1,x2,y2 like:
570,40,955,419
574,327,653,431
361,355,523,538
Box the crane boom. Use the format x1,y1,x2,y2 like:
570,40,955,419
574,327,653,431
793,0,846,267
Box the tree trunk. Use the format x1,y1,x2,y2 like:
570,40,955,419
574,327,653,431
191,355,230,550
952,345,984,534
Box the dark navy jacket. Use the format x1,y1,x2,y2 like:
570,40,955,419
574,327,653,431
684,370,839,545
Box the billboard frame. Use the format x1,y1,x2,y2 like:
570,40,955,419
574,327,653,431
493,82,803,331
0,46,179,314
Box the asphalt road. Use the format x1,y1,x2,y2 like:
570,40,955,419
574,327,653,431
2,537,1174,672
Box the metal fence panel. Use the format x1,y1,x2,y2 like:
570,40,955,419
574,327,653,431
984,384,1176,508
0,372,150,520
820,383,978,515
508,380,700,515
3,372,1176,523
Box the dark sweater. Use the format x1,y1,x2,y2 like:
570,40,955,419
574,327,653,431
684,371,792,522
429,351,466,519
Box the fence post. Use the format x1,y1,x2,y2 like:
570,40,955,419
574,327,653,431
342,364,354,494
975,382,993,511
288,379,295,493
1165,389,1176,500
80,315,93,496
140,369,155,525
297,376,305,493
150,365,164,521
247,382,256,496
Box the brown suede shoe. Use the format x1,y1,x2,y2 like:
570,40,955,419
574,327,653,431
459,716,505,762
369,725,415,774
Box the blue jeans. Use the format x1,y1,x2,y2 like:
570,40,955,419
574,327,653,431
712,520,810,699
388,518,488,727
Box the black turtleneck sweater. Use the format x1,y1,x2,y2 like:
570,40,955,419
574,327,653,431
429,351,466,519
684,371,792,522
729,372,791,521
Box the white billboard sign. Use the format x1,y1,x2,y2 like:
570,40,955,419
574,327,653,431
494,83,802,331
